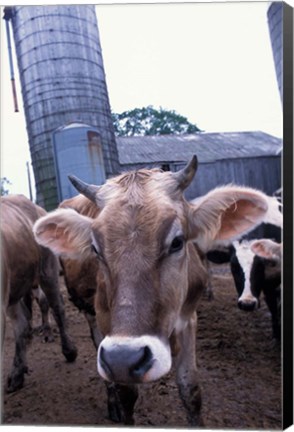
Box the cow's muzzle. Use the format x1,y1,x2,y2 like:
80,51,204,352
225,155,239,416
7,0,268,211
100,345,154,382
237,297,260,311
97,335,172,384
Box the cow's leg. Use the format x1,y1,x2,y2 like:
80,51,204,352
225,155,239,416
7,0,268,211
2,271,9,348
1,309,6,348
6,301,32,392
39,248,77,362
204,260,214,300
105,382,138,425
263,286,281,341
84,312,102,350
82,316,137,424
174,312,204,426
2,301,8,348
32,286,54,342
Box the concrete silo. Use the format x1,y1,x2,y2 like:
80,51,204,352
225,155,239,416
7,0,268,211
7,5,120,210
267,2,283,103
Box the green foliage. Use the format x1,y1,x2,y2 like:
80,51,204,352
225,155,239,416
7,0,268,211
0,177,11,196
112,106,201,137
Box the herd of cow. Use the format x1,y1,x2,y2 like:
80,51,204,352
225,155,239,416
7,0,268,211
1,155,282,426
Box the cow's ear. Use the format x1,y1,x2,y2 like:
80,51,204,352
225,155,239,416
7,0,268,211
33,208,93,257
251,239,272,259
251,239,282,260
189,186,278,251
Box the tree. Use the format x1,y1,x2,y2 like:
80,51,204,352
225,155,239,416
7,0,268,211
1,177,11,196
112,106,201,137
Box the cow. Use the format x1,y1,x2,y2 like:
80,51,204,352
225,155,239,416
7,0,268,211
24,285,54,342
33,156,277,426
57,195,102,350
1,194,78,393
206,234,282,340
203,191,282,303
250,238,282,340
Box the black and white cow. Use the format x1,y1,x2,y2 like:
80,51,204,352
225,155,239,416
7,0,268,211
207,237,282,340
206,195,282,340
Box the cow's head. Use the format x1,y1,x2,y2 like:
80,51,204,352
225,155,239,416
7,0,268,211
251,239,282,294
230,235,282,312
230,240,263,311
34,156,273,384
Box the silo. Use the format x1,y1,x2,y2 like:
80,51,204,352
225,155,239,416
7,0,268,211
267,2,283,103
53,122,106,202
8,5,120,210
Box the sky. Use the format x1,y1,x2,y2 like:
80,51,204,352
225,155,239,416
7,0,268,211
0,1,284,199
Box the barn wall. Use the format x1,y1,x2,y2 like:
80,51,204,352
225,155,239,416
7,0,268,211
185,156,281,199
120,156,281,200
119,161,171,173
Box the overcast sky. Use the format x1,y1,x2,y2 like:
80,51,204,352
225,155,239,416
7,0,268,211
0,1,283,199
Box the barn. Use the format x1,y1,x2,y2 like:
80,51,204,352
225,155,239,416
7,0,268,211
116,130,282,200
4,6,282,209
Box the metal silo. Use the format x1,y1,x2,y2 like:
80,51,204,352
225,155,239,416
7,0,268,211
7,5,120,210
267,2,283,103
53,122,106,202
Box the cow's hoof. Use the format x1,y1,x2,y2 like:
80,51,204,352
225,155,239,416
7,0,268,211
124,416,135,425
108,401,123,423
6,370,26,393
63,345,78,362
108,404,134,425
188,414,205,427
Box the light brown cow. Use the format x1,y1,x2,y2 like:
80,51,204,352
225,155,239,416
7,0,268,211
1,194,77,392
33,156,275,425
57,195,102,349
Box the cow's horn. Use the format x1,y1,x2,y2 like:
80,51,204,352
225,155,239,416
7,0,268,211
173,155,198,190
68,175,100,203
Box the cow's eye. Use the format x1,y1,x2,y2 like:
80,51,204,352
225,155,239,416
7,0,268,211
169,236,184,254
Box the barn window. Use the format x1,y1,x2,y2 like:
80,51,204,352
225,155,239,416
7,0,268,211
161,164,170,172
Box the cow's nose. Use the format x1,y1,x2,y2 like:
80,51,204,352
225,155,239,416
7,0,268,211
237,298,259,311
99,345,154,383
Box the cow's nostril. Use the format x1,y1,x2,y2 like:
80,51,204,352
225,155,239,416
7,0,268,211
130,346,154,379
237,300,258,311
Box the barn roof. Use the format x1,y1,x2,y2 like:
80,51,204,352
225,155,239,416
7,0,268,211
116,131,282,165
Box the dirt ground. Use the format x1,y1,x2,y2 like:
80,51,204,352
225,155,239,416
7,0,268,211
1,264,281,429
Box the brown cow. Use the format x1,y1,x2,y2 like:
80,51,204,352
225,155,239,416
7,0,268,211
33,156,275,425
58,195,102,350
1,194,77,393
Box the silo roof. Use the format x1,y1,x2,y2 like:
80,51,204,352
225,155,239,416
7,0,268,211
55,122,94,131
116,131,282,165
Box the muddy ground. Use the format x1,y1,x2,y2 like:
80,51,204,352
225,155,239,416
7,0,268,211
1,264,281,429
